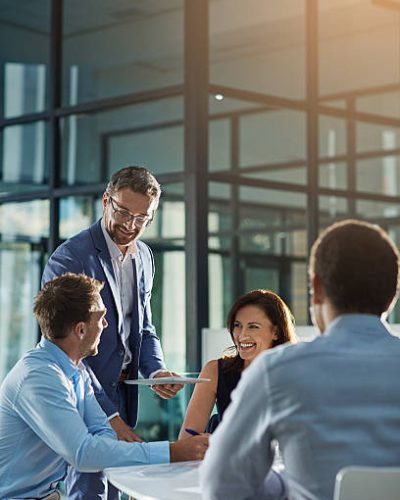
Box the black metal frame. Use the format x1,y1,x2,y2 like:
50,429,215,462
48,0,62,252
184,0,209,371
306,0,319,254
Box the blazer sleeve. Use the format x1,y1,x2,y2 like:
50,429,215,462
84,363,119,420
42,243,84,287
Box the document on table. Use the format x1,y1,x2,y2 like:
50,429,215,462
124,376,210,385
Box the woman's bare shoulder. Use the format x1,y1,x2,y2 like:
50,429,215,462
198,359,220,388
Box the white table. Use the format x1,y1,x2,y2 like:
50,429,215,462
104,460,202,500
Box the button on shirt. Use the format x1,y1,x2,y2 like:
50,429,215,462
0,337,169,500
101,219,135,370
101,220,163,380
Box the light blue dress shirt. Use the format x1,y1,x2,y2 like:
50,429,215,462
200,314,400,500
0,337,169,500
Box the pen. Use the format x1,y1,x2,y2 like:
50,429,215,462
185,428,200,436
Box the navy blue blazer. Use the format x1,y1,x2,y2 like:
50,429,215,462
41,219,166,427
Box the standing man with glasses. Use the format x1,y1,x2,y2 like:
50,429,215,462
42,166,183,500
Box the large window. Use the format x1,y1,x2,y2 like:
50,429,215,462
60,96,184,186
0,199,48,380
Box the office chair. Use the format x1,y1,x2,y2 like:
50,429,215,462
333,466,400,500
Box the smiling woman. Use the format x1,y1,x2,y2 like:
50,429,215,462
178,289,296,438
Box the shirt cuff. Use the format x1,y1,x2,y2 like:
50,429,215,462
148,441,170,464
108,412,119,421
149,369,166,379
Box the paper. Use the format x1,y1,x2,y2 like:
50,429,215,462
124,376,210,385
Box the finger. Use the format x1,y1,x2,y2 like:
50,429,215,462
161,384,180,394
152,385,174,396
129,430,144,443
131,435,144,443
154,371,172,379
195,446,207,460
153,391,171,400
168,383,184,391
161,384,182,394
125,432,143,443
119,433,136,443
151,387,167,398
155,387,176,399
124,435,137,443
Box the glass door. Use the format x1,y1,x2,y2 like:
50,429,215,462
0,241,44,382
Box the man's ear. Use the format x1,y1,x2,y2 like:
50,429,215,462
102,192,108,210
311,274,325,305
73,321,86,340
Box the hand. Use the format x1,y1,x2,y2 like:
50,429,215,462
170,434,209,462
109,415,143,443
151,371,184,400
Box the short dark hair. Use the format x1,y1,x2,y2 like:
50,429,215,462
309,219,400,315
224,289,296,373
106,166,161,203
34,273,104,340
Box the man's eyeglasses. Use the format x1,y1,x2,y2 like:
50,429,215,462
108,196,152,228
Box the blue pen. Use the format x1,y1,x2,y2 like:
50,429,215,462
185,428,200,436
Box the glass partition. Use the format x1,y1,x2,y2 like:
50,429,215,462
60,195,101,240
318,1,398,96
210,0,305,99
145,183,185,373
319,195,349,227
0,0,50,119
60,96,183,186
357,90,400,119
137,182,186,440
0,122,48,196
62,0,183,105
0,199,49,382
208,181,308,326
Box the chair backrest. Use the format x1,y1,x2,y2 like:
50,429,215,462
333,466,400,500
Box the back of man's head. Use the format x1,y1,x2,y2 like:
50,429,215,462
34,273,104,341
309,219,400,315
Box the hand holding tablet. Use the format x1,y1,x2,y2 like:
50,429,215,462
124,376,211,385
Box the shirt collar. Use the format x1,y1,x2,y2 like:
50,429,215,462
38,336,82,381
324,313,394,338
100,217,136,260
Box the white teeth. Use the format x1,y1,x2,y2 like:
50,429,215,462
240,343,255,348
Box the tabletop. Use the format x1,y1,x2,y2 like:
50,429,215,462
104,460,202,500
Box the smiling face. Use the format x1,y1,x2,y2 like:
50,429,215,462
232,304,278,368
102,187,157,252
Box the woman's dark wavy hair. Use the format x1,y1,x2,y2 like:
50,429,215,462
222,289,296,374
